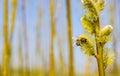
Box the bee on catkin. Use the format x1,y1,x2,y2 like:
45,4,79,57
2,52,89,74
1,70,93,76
75,37,87,46
72,34,95,56
72,36,88,46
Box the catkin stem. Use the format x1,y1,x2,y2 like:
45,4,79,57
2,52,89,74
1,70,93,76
95,20,105,76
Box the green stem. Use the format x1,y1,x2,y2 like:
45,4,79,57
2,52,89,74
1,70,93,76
96,42,105,76
94,20,105,76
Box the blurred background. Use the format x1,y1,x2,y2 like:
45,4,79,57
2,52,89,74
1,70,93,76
0,0,120,76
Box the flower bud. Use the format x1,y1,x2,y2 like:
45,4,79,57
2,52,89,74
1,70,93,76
100,25,113,36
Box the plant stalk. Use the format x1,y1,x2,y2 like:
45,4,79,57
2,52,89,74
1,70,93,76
66,0,74,76
94,20,105,76
49,0,55,76
3,0,9,76
22,0,30,75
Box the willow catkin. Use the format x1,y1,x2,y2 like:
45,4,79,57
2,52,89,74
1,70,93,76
78,34,95,56
100,25,113,36
103,48,115,69
81,16,94,33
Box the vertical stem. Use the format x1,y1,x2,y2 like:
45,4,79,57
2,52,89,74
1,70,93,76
9,0,17,75
96,43,104,76
22,0,29,76
18,28,24,76
66,0,74,76
49,0,55,76
10,0,17,41
85,58,91,76
3,0,9,76
94,20,105,76
57,38,64,76
109,1,119,76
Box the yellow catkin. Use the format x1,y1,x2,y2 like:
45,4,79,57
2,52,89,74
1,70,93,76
92,0,98,3
66,0,74,76
3,0,9,76
49,0,55,76
100,25,113,36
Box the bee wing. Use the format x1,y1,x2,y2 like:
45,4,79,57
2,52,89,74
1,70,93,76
72,37,77,47
72,42,76,47
72,37,77,41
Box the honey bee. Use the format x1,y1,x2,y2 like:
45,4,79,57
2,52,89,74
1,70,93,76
72,36,87,46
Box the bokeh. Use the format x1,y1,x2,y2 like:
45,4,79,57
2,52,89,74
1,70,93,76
0,0,120,76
